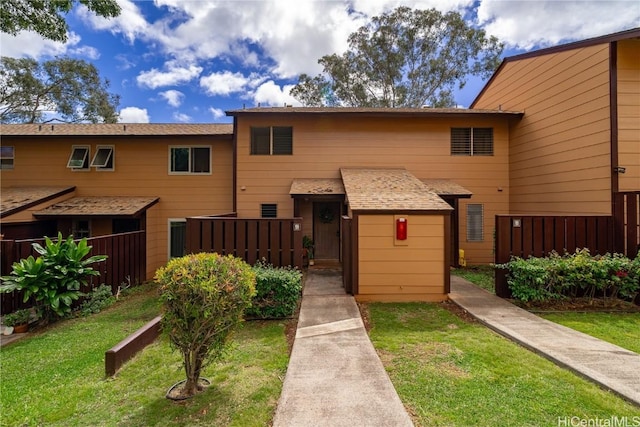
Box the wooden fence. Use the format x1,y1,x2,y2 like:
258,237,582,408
614,191,640,259
494,216,614,297
186,217,304,268
1,231,146,313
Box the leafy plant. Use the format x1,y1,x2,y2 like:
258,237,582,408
246,260,302,319
79,284,116,316
3,308,32,327
0,232,107,322
496,249,640,303
156,253,256,398
303,235,314,259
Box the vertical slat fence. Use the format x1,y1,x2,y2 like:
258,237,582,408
614,191,640,259
186,217,303,269
494,216,614,298
1,231,146,314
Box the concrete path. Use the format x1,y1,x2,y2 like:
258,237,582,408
449,276,640,406
273,268,413,427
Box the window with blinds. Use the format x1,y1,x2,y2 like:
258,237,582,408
250,126,293,155
466,204,484,242
451,128,493,156
261,203,278,218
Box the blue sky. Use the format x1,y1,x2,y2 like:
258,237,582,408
1,0,638,123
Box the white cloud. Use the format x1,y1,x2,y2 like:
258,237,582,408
476,0,640,50
173,112,192,122
0,31,81,59
209,107,225,119
159,90,185,107
77,0,150,42
137,62,203,89
200,71,249,96
252,81,301,107
69,45,100,60
119,106,150,123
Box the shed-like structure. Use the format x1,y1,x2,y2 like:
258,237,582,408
340,168,454,302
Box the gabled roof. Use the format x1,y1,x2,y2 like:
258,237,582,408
471,27,640,108
1,186,76,218
33,196,159,217
340,168,453,212
0,123,233,136
227,106,523,118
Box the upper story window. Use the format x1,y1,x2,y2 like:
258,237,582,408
90,145,114,171
451,128,493,156
170,146,211,174
67,146,90,170
251,127,293,155
1,146,14,170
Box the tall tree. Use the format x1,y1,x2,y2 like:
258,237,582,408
1,0,120,42
0,56,120,123
291,7,503,108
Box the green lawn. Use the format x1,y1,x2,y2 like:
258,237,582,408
0,284,289,427
540,312,640,354
367,302,640,426
451,265,495,293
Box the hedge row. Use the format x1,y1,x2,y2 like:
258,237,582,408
496,249,640,302
246,261,303,319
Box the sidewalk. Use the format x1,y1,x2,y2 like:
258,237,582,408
449,276,640,406
272,268,413,427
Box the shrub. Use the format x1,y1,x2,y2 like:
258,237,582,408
0,233,107,322
155,253,256,398
496,249,640,303
246,261,302,319
79,284,116,316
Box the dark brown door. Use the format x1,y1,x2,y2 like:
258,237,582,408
313,202,341,260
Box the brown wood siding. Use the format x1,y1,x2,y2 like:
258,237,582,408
356,214,447,302
1,136,233,278
617,39,640,192
235,115,511,264
474,44,613,215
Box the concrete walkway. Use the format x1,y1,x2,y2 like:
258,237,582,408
449,276,640,406
273,268,413,427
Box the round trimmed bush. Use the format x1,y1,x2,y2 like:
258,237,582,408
155,253,256,398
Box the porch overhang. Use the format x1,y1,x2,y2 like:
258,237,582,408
1,186,76,219
33,196,160,218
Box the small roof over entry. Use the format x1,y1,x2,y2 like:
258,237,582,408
289,178,345,196
340,168,453,212
33,196,159,218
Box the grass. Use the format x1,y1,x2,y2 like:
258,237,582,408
0,283,289,426
451,265,495,293
539,312,640,354
367,302,640,426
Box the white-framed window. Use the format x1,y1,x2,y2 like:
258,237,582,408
1,146,14,169
169,146,211,174
261,203,277,218
67,146,90,170
72,219,91,239
451,128,493,156
466,204,484,242
169,219,187,258
250,127,293,155
90,145,114,171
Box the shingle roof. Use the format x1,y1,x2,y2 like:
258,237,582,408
420,179,473,197
226,106,523,117
0,123,233,136
340,168,453,212
33,196,159,217
1,186,75,218
289,178,345,195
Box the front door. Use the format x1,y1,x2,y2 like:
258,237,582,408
313,202,341,260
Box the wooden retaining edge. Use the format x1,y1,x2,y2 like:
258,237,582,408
105,315,162,377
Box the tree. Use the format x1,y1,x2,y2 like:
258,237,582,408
156,253,256,398
0,56,120,123
290,7,503,108
1,0,120,43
